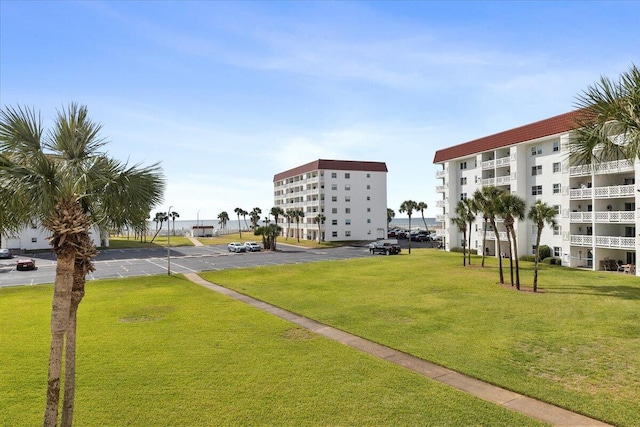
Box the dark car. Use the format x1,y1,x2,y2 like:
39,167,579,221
0,248,12,259
410,233,430,242
16,258,36,271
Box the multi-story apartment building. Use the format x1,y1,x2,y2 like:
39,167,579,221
433,110,638,274
273,159,388,242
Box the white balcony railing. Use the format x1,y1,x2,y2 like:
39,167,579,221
496,156,511,167
570,212,593,222
436,169,447,178
595,236,636,249
482,159,495,170
594,211,636,223
496,175,511,185
435,214,445,222
570,235,593,246
569,159,634,176
436,185,448,193
594,184,635,198
569,188,593,199
482,178,496,187
436,199,447,208
485,231,508,241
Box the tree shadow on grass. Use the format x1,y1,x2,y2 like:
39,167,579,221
544,284,640,300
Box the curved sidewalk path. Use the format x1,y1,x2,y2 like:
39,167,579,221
184,273,611,427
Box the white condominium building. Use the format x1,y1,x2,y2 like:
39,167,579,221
273,159,388,242
433,110,638,274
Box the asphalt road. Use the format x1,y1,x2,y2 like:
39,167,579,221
0,239,438,288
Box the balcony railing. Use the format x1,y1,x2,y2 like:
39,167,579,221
436,169,447,178
482,159,495,170
495,175,511,185
436,199,447,208
570,235,636,249
570,212,593,222
569,159,634,176
496,156,512,167
594,211,635,223
594,184,635,198
569,188,593,199
435,214,445,222
485,231,508,241
570,235,593,246
482,178,496,187
436,185,448,193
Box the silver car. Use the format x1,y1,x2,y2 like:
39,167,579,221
227,242,247,253
0,248,12,259
244,242,261,252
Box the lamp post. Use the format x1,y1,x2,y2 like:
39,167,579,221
167,206,172,275
197,210,200,227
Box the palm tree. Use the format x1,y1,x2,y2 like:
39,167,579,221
150,211,167,243
450,215,467,266
497,193,526,290
399,200,417,254
314,213,326,242
169,211,179,236
234,207,244,238
570,63,640,166
387,208,395,228
416,202,428,230
290,209,304,242
528,201,558,292
284,211,292,240
472,189,491,267
249,207,262,230
0,103,164,427
270,207,284,239
217,211,229,231
480,186,505,283
455,200,475,265
254,223,282,251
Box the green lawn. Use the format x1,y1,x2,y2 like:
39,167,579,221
200,250,640,427
109,235,194,249
0,275,544,426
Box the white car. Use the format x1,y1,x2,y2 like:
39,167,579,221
227,242,246,253
244,242,261,252
0,248,12,259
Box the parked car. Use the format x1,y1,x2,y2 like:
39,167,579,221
369,241,402,255
0,248,12,259
227,242,247,253
244,242,261,252
410,232,429,242
16,258,36,271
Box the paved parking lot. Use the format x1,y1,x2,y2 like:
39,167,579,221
0,243,374,288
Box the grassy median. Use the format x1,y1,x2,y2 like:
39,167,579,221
1,274,544,426
200,250,640,426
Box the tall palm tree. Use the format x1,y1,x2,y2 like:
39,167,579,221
416,202,429,231
472,189,490,267
570,63,640,166
387,208,395,228
270,206,284,227
455,200,475,265
0,103,164,427
150,211,167,243
249,207,262,230
314,213,326,242
290,209,304,242
217,211,229,230
169,211,179,236
284,211,292,240
450,215,467,266
481,186,505,283
234,207,244,238
528,201,558,292
399,200,417,254
497,193,526,290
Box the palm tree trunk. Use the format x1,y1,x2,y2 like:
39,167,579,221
408,217,412,254
491,219,504,283
462,230,466,266
505,227,514,286
481,218,488,267
44,252,75,427
467,223,472,265
533,229,542,292
61,273,85,427
512,228,521,290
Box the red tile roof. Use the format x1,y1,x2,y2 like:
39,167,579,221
433,110,584,164
274,159,388,181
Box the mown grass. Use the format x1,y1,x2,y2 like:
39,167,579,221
108,235,194,249
0,275,545,426
200,250,640,426
197,232,354,249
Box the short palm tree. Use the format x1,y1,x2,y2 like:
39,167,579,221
450,215,467,266
169,211,179,236
0,103,164,427
289,209,304,242
399,200,417,254
497,193,526,290
314,213,326,242
250,207,262,230
387,208,395,228
528,201,558,292
570,63,640,166
455,200,475,265
217,211,229,230
270,206,284,229
234,207,244,238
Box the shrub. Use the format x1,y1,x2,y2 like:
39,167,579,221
519,254,536,262
450,247,477,255
538,245,551,260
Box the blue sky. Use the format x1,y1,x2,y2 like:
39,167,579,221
1,1,638,221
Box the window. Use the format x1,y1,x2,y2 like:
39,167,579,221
332,231,338,237
531,185,542,196
532,245,537,254
366,196,371,201
331,196,337,202
331,172,337,178
332,208,337,214
553,225,561,236
553,205,561,215
367,207,371,212
553,162,561,173
331,219,338,225
552,141,560,152
367,219,371,223
345,173,350,179
32,237,37,243
331,184,337,190
460,193,467,200
460,161,467,170
531,146,542,156
345,208,351,214
345,231,351,237
366,184,371,189
345,196,351,202
531,165,542,176
553,183,561,194
345,184,351,191
554,247,562,257
460,177,467,185
345,219,351,225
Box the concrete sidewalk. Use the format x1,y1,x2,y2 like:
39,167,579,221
186,237,204,246
184,273,611,427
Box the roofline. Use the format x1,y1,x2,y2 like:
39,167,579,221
432,109,586,164
273,159,388,181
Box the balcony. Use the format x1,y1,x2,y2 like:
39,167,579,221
495,175,511,185
569,159,634,176
436,185,448,193
482,159,495,170
435,214,445,222
570,234,636,249
482,177,496,187
436,199,447,208
570,184,635,199
570,212,593,222
484,231,508,241
570,235,593,246
496,156,512,168
436,169,447,178
594,211,635,223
